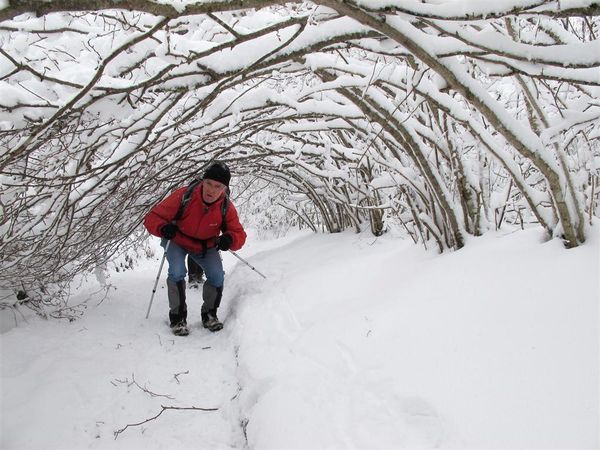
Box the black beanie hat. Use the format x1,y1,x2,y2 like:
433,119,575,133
203,162,231,186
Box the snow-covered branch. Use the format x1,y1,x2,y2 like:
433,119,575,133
0,0,598,311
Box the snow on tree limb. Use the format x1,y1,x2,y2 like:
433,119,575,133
0,1,598,306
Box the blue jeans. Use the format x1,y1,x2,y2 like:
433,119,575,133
162,240,224,288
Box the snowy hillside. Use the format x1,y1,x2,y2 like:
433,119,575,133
1,228,598,449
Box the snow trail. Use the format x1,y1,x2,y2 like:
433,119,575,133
1,228,598,449
1,252,247,450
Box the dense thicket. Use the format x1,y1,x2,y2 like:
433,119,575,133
1,0,598,312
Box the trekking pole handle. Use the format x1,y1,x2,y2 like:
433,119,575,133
228,250,267,279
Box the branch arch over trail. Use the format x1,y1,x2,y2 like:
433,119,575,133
1,0,598,296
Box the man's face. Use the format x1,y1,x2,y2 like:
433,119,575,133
202,178,226,203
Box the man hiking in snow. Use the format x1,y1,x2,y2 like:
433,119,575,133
144,162,247,336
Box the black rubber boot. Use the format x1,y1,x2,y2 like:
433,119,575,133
201,284,223,332
167,280,189,336
201,309,223,332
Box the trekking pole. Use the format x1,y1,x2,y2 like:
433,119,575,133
146,241,170,319
229,250,267,279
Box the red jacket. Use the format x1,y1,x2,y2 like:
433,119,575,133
144,182,246,254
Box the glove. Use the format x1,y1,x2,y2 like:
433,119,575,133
216,234,233,252
160,223,179,240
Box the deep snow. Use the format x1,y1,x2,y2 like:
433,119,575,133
1,226,598,449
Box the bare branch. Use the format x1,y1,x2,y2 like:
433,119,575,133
113,404,219,439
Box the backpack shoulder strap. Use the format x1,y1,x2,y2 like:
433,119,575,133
220,194,229,233
173,179,201,222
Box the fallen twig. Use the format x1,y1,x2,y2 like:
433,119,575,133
112,373,174,399
114,405,219,439
173,370,189,384
131,374,174,399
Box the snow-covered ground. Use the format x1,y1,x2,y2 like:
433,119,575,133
1,227,598,449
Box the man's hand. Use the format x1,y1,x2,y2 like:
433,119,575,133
216,234,233,251
160,223,178,240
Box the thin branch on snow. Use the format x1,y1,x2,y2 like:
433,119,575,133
112,374,175,400
173,370,189,384
113,405,219,439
